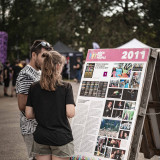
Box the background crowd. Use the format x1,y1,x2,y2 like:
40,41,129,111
0,57,83,97
0,59,26,97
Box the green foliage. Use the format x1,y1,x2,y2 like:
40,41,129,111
0,0,160,61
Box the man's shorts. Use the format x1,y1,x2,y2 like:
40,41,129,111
4,79,10,87
23,134,34,159
32,140,74,157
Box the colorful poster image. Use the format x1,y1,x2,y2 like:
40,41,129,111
122,89,138,101
111,63,132,78
129,72,141,89
119,79,129,88
110,148,125,160
125,101,136,110
94,136,107,157
107,88,122,99
84,63,95,78
104,147,112,158
122,110,134,121
99,119,121,138
107,138,121,148
112,109,123,119
120,121,132,130
132,63,144,71
118,130,130,140
109,80,119,87
114,101,125,109
103,100,114,117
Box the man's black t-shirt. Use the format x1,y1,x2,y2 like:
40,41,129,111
76,62,82,70
26,81,75,146
12,65,21,80
3,66,10,80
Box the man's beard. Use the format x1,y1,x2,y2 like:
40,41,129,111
35,59,41,70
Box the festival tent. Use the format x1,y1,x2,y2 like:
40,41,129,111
118,38,151,48
53,41,83,79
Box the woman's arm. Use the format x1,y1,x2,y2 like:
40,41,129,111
25,106,35,119
73,64,80,69
66,104,75,118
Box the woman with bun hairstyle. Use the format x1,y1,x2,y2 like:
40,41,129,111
25,51,75,160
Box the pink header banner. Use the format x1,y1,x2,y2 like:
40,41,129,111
86,48,150,62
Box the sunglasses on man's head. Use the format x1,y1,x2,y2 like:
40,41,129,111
35,41,51,49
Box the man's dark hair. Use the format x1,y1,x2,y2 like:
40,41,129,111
30,40,53,58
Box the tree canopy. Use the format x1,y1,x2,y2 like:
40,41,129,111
0,0,160,61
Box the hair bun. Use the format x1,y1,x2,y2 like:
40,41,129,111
42,52,49,58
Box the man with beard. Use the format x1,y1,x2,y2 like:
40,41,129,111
16,40,53,160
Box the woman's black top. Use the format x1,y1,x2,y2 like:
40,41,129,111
26,81,75,146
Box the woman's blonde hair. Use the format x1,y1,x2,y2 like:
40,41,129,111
40,51,65,91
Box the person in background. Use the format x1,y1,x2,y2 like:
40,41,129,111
18,60,24,68
11,60,22,97
73,57,82,83
62,57,69,79
16,40,53,160
3,61,10,96
25,51,75,160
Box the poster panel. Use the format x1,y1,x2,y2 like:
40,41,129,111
71,48,150,160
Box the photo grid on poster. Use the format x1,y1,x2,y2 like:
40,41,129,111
94,63,144,160
80,81,108,98
71,50,148,160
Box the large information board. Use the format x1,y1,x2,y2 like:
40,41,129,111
71,48,150,160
